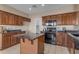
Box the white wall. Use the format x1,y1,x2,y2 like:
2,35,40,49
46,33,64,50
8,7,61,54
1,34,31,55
0,21,30,32
28,17,43,33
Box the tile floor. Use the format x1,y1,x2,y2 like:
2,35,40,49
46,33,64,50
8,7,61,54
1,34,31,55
44,43,69,54
0,44,20,54
0,43,79,54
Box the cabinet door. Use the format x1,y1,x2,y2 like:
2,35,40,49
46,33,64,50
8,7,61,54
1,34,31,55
8,13,15,25
10,36,17,45
42,17,47,25
57,14,62,25
14,15,18,25
62,12,77,25
43,16,51,23
38,35,44,54
14,16,23,25
62,33,67,46
2,12,9,25
56,32,63,46
0,11,3,24
2,35,11,49
77,12,79,25
18,16,23,25
2,35,7,49
50,15,57,20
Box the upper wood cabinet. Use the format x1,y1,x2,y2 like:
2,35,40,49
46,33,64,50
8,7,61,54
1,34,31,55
50,15,58,20
14,15,23,25
61,12,77,25
42,12,77,25
42,16,51,25
56,14,62,25
0,10,31,25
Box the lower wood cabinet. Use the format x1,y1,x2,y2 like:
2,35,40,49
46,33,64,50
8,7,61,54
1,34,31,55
38,35,45,54
56,32,75,54
1,32,25,49
56,32,68,47
67,34,75,54
2,35,11,49
56,32,63,46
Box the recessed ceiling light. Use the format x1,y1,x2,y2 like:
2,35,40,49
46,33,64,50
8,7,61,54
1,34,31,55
29,8,32,11
41,4,45,6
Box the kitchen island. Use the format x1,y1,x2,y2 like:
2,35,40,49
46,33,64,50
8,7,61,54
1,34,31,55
14,32,44,54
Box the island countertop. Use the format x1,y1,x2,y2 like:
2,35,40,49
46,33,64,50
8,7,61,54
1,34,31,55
13,32,44,40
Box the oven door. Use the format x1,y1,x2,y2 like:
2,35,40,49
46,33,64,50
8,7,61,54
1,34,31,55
45,32,56,44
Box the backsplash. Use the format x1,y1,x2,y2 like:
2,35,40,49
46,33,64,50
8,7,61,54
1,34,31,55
0,22,30,32
56,25,79,31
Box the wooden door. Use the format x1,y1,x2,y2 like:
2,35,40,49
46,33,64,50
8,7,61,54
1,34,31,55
8,13,15,25
56,32,63,46
62,33,67,46
14,15,18,25
18,16,23,25
56,14,62,25
10,36,17,46
62,12,77,25
2,35,7,49
0,11,3,24
2,34,11,49
67,35,75,54
2,12,9,25
38,35,44,54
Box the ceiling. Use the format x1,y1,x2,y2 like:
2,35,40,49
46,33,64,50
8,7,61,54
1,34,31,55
7,4,71,15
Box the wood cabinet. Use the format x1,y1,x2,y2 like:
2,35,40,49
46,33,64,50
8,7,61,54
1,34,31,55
42,12,77,25
1,31,25,49
67,34,75,54
42,16,51,25
76,12,79,25
56,32,67,47
14,15,23,25
8,13,15,25
56,32,63,46
0,10,31,25
38,35,44,54
61,12,77,25
1,12,9,25
56,14,62,25
2,34,11,49
56,32,75,54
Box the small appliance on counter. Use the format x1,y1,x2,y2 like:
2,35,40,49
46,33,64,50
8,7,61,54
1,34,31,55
44,20,57,45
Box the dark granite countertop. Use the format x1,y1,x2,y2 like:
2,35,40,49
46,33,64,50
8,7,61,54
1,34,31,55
67,32,79,48
57,30,79,32
67,32,79,42
13,32,44,40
